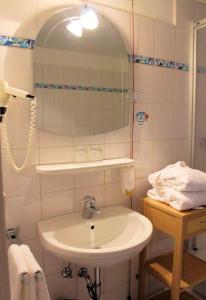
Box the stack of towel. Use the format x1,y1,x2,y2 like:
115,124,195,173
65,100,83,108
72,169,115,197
147,161,206,211
8,244,50,300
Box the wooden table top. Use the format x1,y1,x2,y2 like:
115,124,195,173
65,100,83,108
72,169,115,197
144,197,206,220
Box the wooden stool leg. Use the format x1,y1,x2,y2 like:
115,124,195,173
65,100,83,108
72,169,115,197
171,225,184,300
138,247,147,300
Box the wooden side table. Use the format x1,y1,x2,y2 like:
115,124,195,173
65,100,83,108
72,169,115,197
138,197,206,300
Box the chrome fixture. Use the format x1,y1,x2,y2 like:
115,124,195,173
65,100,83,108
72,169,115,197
82,195,101,219
78,267,101,300
7,227,19,244
61,263,73,279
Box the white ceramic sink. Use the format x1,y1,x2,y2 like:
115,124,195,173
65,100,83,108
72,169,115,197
38,205,153,267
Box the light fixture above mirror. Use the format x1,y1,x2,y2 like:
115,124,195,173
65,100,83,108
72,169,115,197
66,7,99,37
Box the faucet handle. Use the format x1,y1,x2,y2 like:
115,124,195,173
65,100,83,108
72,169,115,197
83,195,96,207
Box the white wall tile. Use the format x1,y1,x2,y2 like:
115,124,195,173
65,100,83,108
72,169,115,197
173,106,189,139
0,0,37,37
176,27,190,64
153,140,175,171
132,178,151,212
43,250,65,276
102,261,130,292
155,21,175,61
175,70,189,105
155,67,175,104
74,134,104,146
150,237,174,259
175,0,195,29
154,104,175,140
195,1,206,20
103,8,132,52
40,174,74,193
42,190,75,219
173,139,189,163
104,182,130,206
133,0,173,24
105,126,130,144
46,272,77,300
39,130,73,147
133,141,154,179
105,169,120,184
5,195,41,240
134,15,155,57
103,282,129,300
134,64,155,103
104,142,130,159
1,148,40,198
75,172,104,188
39,146,74,164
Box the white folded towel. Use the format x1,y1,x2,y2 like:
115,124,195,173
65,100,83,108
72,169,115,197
148,188,206,211
20,245,50,300
8,245,31,300
148,161,206,192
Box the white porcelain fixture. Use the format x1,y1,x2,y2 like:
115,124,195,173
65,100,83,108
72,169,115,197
36,158,134,175
38,205,153,267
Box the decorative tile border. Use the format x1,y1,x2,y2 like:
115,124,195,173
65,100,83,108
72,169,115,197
0,35,190,72
0,35,35,49
128,54,189,72
34,83,128,93
197,66,206,74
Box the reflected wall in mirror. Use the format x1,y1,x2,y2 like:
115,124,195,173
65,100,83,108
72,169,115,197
33,6,130,136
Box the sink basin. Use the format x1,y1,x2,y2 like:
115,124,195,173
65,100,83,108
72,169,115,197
38,205,153,267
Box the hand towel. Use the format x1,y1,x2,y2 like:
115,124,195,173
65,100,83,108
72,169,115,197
20,245,50,300
147,188,206,211
8,244,31,300
148,161,206,192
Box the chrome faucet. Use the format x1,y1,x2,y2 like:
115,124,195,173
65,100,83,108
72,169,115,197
82,195,101,219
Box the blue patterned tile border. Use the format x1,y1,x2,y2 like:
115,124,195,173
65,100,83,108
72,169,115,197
128,54,155,65
197,66,206,74
0,35,34,49
128,54,189,72
155,58,175,69
34,83,128,93
176,63,189,72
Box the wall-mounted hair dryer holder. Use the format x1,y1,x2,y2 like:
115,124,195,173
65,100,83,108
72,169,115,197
0,80,35,122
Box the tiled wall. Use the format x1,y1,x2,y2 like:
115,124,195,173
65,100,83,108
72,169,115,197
1,0,206,299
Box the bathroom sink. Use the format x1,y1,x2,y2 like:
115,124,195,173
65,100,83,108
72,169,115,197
38,205,153,267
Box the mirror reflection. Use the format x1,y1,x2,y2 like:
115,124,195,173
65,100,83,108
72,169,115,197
33,7,130,136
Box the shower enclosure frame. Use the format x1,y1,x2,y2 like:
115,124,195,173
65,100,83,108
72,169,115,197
190,18,206,167
189,18,206,255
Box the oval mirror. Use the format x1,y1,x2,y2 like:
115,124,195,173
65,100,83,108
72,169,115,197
33,6,130,136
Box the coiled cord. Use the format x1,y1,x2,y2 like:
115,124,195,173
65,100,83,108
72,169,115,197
2,97,37,172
